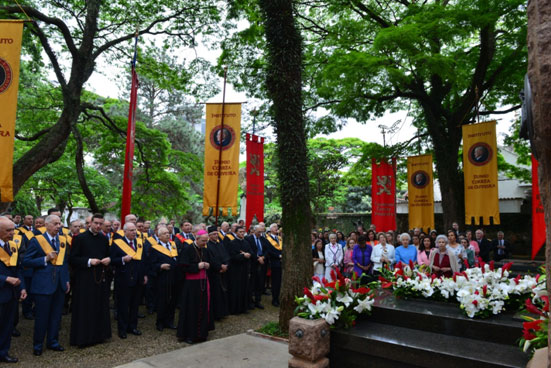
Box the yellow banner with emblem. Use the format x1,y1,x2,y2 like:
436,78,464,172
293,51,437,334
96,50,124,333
202,103,241,217
462,121,500,225
0,20,24,202
407,155,434,231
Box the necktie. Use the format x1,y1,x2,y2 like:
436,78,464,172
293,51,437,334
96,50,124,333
3,242,11,256
256,237,262,256
130,240,135,251
52,236,58,252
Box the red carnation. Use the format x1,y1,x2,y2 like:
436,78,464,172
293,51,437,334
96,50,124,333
525,298,544,316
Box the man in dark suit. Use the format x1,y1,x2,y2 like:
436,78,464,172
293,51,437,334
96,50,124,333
245,225,267,310
148,226,178,331
111,222,147,339
23,215,70,356
0,216,27,363
475,229,493,262
491,231,511,261
265,223,282,307
170,220,180,236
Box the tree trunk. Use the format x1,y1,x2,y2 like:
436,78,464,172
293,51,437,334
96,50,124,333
527,1,551,364
72,126,100,213
259,0,313,332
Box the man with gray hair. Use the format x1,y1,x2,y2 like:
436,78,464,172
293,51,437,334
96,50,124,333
23,215,70,356
491,231,510,261
245,225,268,309
110,222,147,339
265,223,282,307
0,216,27,363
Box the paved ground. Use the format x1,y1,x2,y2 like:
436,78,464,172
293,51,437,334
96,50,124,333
8,294,280,367
116,333,290,368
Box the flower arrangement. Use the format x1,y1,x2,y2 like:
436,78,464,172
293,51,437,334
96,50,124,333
380,260,542,318
519,269,548,354
294,268,375,329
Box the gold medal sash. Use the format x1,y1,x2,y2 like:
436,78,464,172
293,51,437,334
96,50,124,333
266,235,282,251
0,240,18,266
149,238,178,258
36,235,67,266
113,238,143,260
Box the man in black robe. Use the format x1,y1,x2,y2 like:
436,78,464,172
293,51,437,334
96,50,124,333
226,226,251,315
69,213,111,347
206,226,229,320
148,226,178,331
111,222,147,339
177,231,211,344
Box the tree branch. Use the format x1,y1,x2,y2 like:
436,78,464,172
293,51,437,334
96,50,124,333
479,104,521,115
15,127,51,141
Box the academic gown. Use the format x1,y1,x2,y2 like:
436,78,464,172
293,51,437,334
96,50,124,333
69,230,111,347
206,240,229,320
177,243,212,342
226,237,251,315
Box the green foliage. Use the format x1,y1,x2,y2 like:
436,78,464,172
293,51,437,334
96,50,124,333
256,321,288,338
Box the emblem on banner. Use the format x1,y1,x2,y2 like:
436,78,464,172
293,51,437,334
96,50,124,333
468,142,492,166
249,153,261,176
210,125,236,151
376,175,392,195
411,170,429,189
0,58,12,94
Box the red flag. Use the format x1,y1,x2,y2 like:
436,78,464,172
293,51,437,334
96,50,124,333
121,36,139,226
246,133,265,228
371,158,397,232
532,155,546,259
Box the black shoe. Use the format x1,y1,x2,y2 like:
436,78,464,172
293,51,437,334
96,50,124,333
0,355,18,363
23,314,34,320
129,329,142,336
137,313,145,318
180,338,193,344
156,325,163,332
118,332,127,339
255,303,265,310
167,324,177,330
272,301,280,307
33,349,42,356
11,329,20,337
47,345,64,352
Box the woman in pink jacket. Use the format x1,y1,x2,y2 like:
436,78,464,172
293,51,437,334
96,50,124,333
417,236,433,266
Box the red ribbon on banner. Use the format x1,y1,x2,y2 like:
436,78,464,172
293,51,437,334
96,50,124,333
371,158,397,232
532,155,546,259
246,133,265,229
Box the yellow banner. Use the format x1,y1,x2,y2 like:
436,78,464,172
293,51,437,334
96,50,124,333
202,103,241,216
0,20,24,202
462,121,500,225
407,154,434,231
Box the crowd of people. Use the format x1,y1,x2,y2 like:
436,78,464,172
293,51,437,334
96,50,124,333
0,210,284,364
311,222,512,283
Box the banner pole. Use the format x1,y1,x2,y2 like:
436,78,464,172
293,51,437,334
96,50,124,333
120,33,139,227
214,67,228,226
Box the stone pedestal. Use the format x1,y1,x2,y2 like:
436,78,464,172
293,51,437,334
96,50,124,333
288,317,330,368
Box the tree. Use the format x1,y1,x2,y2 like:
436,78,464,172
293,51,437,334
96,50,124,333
0,0,221,208
223,0,527,229
258,0,313,331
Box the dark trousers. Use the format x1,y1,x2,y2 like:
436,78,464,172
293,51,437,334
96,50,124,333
115,282,142,334
271,267,282,304
0,299,17,357
253,263,267,303
145,275,157,312
33,287,65,350
21,276,33,316
156,275,176,327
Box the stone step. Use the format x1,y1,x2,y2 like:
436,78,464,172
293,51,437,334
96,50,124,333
330,320,529,368
368,291,522,345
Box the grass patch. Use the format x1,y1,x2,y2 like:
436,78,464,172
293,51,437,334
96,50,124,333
256,321,289,338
